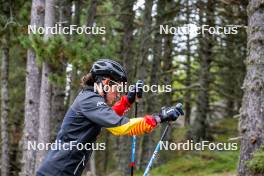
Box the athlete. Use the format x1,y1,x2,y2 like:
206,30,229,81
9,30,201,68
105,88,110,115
36,59,184,176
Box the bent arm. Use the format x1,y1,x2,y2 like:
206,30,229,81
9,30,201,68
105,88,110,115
79,93,157,136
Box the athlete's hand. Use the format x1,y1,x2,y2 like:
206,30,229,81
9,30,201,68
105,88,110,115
156,103,184,123
127,80,144,104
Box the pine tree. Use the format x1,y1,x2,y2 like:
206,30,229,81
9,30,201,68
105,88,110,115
184,0,192,126
191,0,215,141
118,1,136,174
136,0,154,169
1,34,10,176
35,0,56,170
238,0,264,175
20,0,44,175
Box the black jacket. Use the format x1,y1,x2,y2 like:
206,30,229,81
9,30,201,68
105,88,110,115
36,87,129,176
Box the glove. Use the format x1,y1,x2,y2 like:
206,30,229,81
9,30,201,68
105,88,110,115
157,103,184,123
127,80,144,104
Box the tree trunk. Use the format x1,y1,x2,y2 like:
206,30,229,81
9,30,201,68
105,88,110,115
35,0,56,170
50,0,70,141
184,0,192,126
68,0,81,106
120,0,135,79
50,80,66,141
219,3,246,119
1,36,10,176
90,152,96,176
136,0,153,169
159,0,180,163
141,0,165,168
20,0,44,175
118,1,136,175
58,0,72,26
191,0,214,141
87,0,98,27
238,0,264,175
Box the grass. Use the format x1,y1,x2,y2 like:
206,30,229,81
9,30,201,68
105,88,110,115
147,150,239,176
136,118,240,176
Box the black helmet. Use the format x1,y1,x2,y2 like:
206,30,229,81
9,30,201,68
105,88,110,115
90,59,127,82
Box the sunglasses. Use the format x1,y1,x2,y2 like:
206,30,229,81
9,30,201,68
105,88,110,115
102,77,122,86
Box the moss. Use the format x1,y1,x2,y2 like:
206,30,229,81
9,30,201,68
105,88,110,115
246,147,264,174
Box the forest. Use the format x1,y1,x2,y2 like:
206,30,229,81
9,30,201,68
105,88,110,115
0,0,264,176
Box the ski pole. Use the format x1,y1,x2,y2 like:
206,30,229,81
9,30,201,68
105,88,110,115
143,123,170,176
143,103,183,176
130,80,143,176
130,102,137,176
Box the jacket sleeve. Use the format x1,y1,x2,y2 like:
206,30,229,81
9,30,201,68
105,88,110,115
79,93,129,127
107,115,157,136
79,93,157,136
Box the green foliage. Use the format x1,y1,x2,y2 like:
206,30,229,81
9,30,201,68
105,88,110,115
211,118,238,142
7,45,26,175
0,0,249,175
49,72,66,88
246,147,264,174
20,34,66,66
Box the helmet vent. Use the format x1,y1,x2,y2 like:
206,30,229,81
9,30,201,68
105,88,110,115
113,65,122,72
99,62,106,66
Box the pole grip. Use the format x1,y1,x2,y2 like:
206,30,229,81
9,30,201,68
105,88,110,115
136,80,144,99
